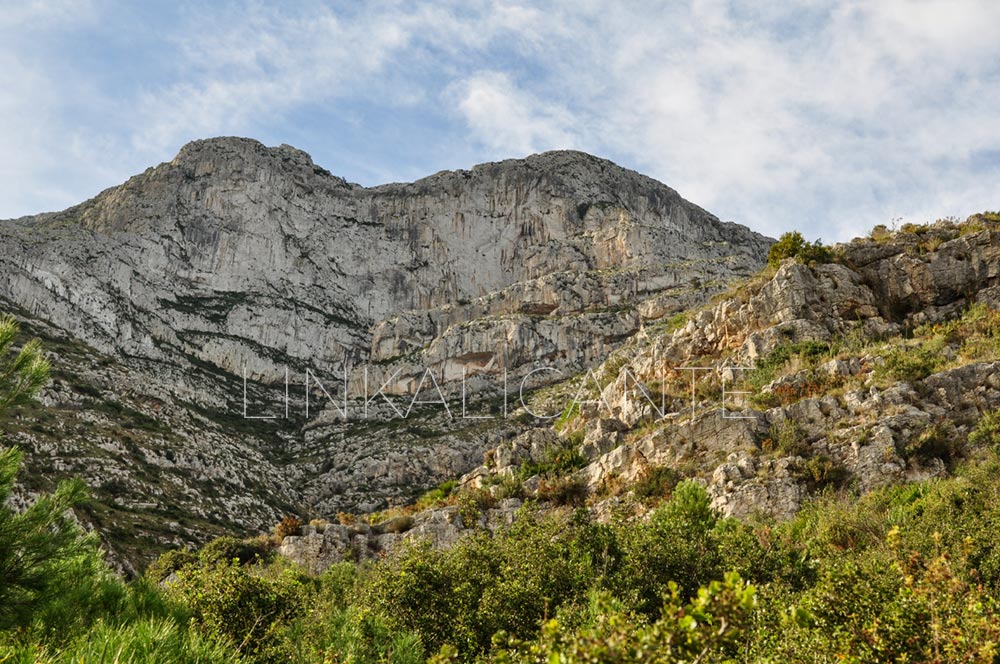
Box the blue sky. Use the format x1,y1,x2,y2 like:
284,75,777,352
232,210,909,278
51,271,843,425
2,0,998,241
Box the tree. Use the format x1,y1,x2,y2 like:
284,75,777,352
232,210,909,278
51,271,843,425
767,231,832,267
0,312,93,631
0,313,51,410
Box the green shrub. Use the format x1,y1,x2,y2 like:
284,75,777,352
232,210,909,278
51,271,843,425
169,561,306,662
801,455,850,491
970,409,1000,450
874,345,942,383
614,482,721,617
304,605,424,664
767,231,833,267
198,536,273,566
0,447,97,633
457,488,494,527
536,475,588,507
146,548,198,584
494,573,756,663
767,419,809,457
516,444,588,481
902,420,957,462
6,617,242,664
633,465,681,504
416,479,458,509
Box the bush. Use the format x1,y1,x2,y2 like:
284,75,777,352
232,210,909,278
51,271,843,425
146,548,198,584
168,561,306,662
870,224,892,241
801,455,850,491
3,617,242,664
614,482,721,617
874,345,942,383
536,475,588,507
516,444,588,481
198,536,273,567
970,409,1000,450
457,488,495,527
0,447,96,632
273,515,303,542
357,510,607,657
767,231,833,267
902,420,958,463
633,465,681,504
767,419,809,457
494,573,756,663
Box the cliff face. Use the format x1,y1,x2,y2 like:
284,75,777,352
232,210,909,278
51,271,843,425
0,138,770,569
280,216,1000,575
0,138,768,386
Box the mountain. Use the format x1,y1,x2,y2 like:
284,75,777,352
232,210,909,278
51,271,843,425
0,137,771,570
278,214,1000,574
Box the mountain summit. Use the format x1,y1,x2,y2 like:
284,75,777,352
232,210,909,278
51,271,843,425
0,138,771,568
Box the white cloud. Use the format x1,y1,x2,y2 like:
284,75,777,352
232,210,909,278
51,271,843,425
449,71,576,156
0,0,997,242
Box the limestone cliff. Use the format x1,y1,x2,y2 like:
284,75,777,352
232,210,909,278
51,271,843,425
279,215,1000,574
0,138,770,569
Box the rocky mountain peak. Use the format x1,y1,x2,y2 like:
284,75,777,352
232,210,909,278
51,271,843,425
0,139,776,566
169,136,330,180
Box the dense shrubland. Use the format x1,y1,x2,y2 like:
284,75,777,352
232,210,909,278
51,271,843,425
7,438,1000,662
5,213,1000,663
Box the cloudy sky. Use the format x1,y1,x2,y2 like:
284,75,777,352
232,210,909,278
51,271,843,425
2,0,998,241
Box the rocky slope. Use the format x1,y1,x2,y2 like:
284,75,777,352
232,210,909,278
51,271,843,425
279,215,1000,574
0,138,770,569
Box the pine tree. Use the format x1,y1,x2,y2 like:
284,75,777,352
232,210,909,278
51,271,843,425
0,314,50,410
0,312,92,630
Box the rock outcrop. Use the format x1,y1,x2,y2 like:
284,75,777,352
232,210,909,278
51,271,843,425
417,219,1000,563
0,138,770,567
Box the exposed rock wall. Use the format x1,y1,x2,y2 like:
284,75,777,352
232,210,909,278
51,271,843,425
0,138,770,567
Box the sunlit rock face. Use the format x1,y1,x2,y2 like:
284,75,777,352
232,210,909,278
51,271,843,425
0,138,770,567
0,138,769,387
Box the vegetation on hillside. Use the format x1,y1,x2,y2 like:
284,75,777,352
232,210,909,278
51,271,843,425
766,231,833,267
8,443,1000,661
3,213,1000,662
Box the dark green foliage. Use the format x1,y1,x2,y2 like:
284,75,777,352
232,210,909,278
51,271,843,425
0,314,51,410
0,452,222,660
0,448,96,631
359,511,606,656
614,481,722,617
766,418,809,457
493,574,756,663
800,454,850,491
515,444,588,481
146,548,198,584
197,535,274,566
536,474,588,506
767,231,833,267
168,561,306,662
747,340,830,392
902,419,958,463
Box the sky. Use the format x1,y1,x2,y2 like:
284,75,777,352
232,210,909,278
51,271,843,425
2,0,998,242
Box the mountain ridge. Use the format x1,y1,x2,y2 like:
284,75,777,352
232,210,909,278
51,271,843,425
0,138,771,569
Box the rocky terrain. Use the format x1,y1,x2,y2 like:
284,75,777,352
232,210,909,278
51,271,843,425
0,138,770,570
279,215,1000,574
